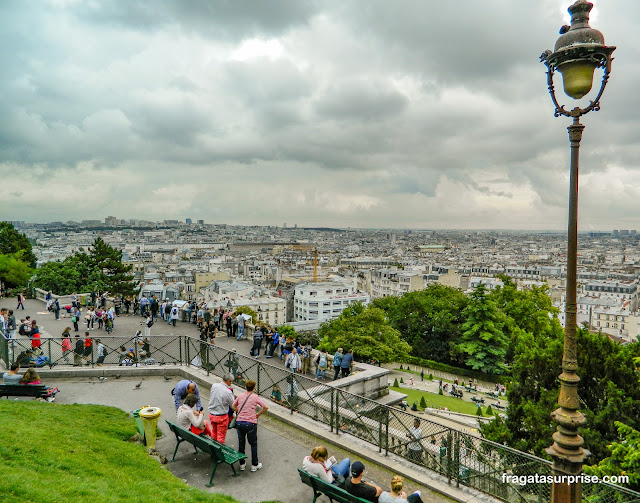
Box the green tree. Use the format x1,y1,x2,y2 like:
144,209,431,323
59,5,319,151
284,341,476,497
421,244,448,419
0,253,33,290
31,238,135,295
85,238,135,295
277,325,297,341
373,284,468,364
481,327,640,464
585,422,640,491
455,283,508,374
318,303,411,364
0,222,36,268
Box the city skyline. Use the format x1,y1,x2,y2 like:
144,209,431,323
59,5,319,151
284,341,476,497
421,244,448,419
2,1,640,230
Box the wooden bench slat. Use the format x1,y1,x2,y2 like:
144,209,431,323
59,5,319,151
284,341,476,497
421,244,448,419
0,384,48,398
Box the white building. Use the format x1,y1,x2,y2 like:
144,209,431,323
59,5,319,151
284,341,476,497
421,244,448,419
293,281,370,322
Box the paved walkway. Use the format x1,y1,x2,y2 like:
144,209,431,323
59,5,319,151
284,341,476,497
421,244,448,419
1,298,470,503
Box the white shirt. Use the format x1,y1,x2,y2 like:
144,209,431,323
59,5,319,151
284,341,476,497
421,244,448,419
176,404,205,430
408,426,423,451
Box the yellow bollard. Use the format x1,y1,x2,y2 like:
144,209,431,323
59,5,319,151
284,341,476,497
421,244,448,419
138,405,162,449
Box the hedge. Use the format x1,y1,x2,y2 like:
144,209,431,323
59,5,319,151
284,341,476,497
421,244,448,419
402,356,511,385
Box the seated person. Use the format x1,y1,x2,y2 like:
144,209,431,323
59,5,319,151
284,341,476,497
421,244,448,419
2,363,22,384
21,368,42,384
138,336,152,359
270,385,282,403
176,393,213,438
345,461,383,503
118,345,132,366
16,349,35,367
19,367,59,400
379,475,423,503
302,446,350,486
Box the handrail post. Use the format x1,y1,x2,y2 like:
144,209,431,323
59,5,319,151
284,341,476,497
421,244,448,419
47,338,52,368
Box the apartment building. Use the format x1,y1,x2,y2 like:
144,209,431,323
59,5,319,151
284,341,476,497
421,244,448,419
293,281,370,322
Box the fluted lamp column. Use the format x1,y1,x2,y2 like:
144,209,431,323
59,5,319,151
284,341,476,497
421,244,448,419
539,2,615,502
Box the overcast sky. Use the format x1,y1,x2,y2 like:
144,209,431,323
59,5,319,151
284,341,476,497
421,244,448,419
1,0,639,230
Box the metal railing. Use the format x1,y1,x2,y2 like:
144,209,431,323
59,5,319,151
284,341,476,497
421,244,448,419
2,334,638,503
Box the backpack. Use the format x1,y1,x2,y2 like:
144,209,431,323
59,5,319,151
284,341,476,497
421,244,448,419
319,353,327,369
147,319,154,328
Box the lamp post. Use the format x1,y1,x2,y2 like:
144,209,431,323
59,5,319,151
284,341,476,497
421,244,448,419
540,2,615,502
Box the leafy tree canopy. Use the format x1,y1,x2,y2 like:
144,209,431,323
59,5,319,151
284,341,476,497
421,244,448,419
373,284,468,364
235,306,258,325
31,238,135,296
455,283,509,375
318,303,411,363
0,222,36,268
0,253,33,290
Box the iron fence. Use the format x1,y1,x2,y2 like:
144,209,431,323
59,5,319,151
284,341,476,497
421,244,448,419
2,334,638,503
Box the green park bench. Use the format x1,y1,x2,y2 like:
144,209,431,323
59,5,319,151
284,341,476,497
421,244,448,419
165,420,247,487
298,467,372,503
0,384,49,399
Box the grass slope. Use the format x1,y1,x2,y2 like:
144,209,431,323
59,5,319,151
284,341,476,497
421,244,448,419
0,401,252,503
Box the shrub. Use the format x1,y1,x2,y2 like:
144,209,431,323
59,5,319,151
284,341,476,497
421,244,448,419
400,364,403,369
420,396,427,409
400,377,404,384
438,387,443,395
476,407,483,417
429,373,433,380
485,405,493,415
411,402,418,411
393,378,399,387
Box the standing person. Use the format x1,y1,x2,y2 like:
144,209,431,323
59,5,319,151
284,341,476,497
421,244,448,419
30,321,42,353
61,328,72,364
345,461,383,502
333,348,344,380
124,297,131,315
207,373,235,444
150,297,159,321
197,305,204,328
251,326,263,358
7,309,16,342
54,299,60,320
165,301,172,325
173,380,202,410
406,419,423,465
285,347,302,373
113,296,122,316
133,297,139,316
341,349,354,378
315,349,329,380
232,380,268,472
85,307,95,330
236,314,245,340
17,292,25,310
420,369,424,382
301,343,312,375
72,307,80,332
225,312,232,336
170,304,179,326
96,339,107,366
379,476,424,503
267,329,279,358
213,309,220,329
70,292,78,309
83,332,93,364
73,334,84,366
144,314,153,337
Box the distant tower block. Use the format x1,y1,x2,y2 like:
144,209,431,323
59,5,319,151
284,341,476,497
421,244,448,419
186,218,192,224
197,220,204,225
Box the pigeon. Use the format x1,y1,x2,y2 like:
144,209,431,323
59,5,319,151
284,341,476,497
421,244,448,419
99,377,107,381
115,374,121,379
133,381,142,390
164,376,171,381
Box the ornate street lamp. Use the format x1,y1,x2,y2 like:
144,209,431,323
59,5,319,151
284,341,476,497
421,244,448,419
540,2,615,502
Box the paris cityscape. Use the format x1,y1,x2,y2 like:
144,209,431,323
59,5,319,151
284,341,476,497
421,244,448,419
1,1,640,503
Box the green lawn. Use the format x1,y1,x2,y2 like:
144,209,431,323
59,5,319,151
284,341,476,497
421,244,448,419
0,401,265,503
390,386,499,416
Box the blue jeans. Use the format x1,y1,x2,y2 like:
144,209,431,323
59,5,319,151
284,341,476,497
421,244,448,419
331,458,350,479
236,421,259,466
237,325,244,340
315,368,326,380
